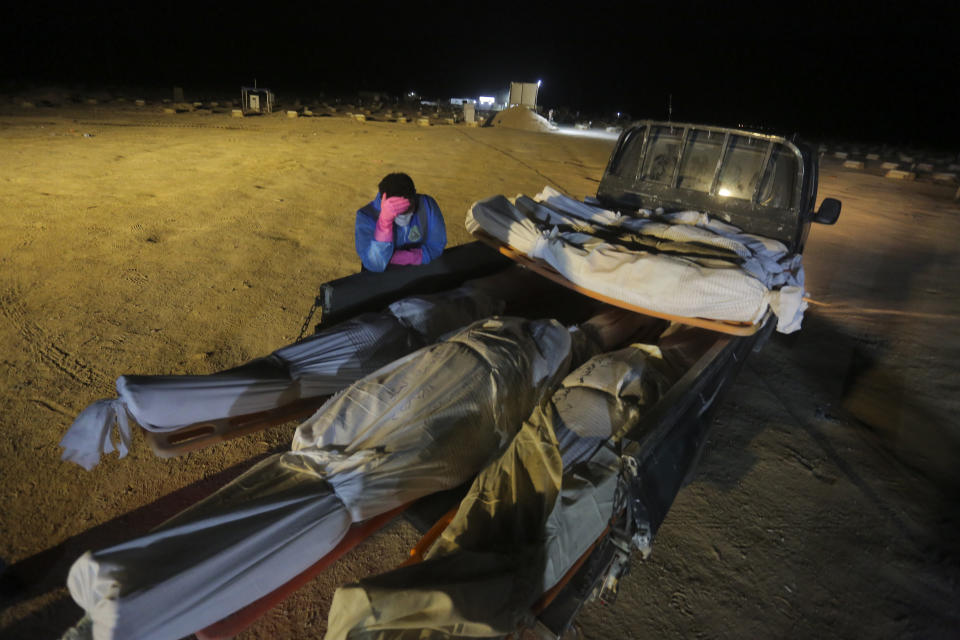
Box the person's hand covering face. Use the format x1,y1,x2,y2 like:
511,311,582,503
379,196,410,222
374,195,411,243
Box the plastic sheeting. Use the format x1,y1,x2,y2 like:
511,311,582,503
466,187,806,333
59,274,515,470
534,186,796,287
67,316,574,640
325,343,677,640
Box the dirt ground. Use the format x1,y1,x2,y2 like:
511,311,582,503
0,103,957,639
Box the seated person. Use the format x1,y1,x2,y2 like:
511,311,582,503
355,172,447,272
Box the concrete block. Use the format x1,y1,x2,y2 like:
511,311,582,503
885,169,916,180
303,109,313,116
396,117,407,124
231,109,243,118
933,172,957,183
467,120,479,127
209,101,219,107
287,110,299,118
162,108,176,115
833,151,848,159
881,162,899,170
135,99,146,107
353,113,366,122
866,153,880,161
86,98,98,105
417,117,431,127
843,160,865,170
916,162,934,172
193,102,203,108
898,154,914,163
20,101,34,108
445,117,456,125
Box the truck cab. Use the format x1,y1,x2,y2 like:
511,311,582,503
597,121,840,254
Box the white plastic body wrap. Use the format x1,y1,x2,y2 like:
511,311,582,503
59,279,508,470
466,187,806,334
325,344,675,639
67,316,573,640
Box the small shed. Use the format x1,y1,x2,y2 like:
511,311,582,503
241,87,274,115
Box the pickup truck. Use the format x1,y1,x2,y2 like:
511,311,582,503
302,120,842,637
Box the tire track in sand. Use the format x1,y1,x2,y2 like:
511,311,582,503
0,288,110,388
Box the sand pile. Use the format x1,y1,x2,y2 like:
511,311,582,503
490,106,556,132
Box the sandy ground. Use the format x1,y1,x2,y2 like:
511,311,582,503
0,103,957,639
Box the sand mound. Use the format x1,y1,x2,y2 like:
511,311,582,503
490,106,556,132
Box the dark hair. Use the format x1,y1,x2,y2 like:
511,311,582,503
378,173,417,203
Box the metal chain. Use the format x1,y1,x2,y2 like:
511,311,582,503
296,292,323,343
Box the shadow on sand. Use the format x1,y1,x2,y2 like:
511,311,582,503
694,306,959,559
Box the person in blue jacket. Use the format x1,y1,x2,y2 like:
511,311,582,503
355,173,447,272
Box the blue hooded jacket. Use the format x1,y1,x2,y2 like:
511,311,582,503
355,193,447,272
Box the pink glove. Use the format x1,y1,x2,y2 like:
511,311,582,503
389,247,423,266
374,196,410,242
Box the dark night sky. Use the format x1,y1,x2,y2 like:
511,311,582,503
3,0,958,149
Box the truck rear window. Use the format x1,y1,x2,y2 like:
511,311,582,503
677,130,724,192
716,136,767,200
640,125,684,185
605,122,802,213
757,143,798,209
611,126,647,180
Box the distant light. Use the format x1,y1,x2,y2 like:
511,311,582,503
479,96,495,105
616,112,621,118
408,91,416,97
718,188,732,197
537,79,542,87
553,125,621,140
